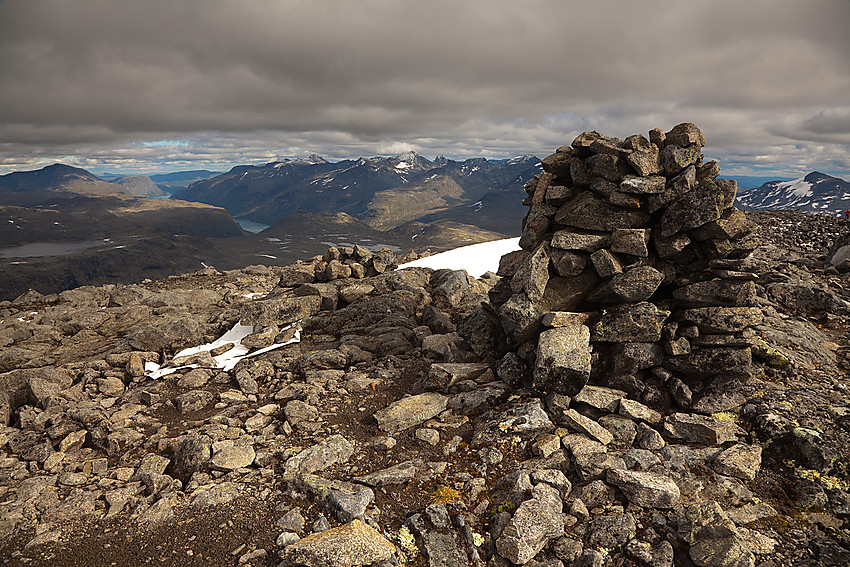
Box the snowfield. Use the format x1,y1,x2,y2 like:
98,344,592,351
398,237,520,278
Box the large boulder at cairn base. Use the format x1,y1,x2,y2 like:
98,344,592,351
533,325,591,396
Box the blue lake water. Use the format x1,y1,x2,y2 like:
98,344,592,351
0,240,107,258
236,218,271,233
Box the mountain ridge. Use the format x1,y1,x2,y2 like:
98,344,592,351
172,151,541,230
736,171,850,215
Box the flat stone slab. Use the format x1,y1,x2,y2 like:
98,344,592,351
209,445,255,471
374,392,448,433
619,398,662,424
561,408,614,445
711,443,762,481
607,469,681,508
591,302,670,343
574,385,626,413
354,459,428,487
292,474,374,523
663,413,744,446
282,434,354,480
282,519,395,567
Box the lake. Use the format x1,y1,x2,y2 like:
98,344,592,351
0,240,107,258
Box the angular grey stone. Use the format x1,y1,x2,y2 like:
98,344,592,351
663,413,743,446
654,231,692,260
625,539,675,567
292,474,374,523
623,448,662,471
573,385,626,413
574,451,627,481
660,179,725,236
576,479,616,507
169,435,212,479
551,229,610,252
598,414,637,445
660,144,701,176
374,392,448,433
533,326,591,397
606,468,681,508
432,269,474,309
472,399,554,445
448,381,512,416
591,302,670,343
282,434,354,480
498,292,544,346
131,453,170,481
586,512,636,549
495,492,564,564
689,525,755,567
677,306,762,333
610,342,664,374
540,271,598,312
619,398,662,424
588,266,664,303
673,280,756,307
457,305,507,359
561,409,614,445
555,192,650,231
725,501,778,525
531,469,572,496
210,445,255,471
586,153,631,182
667,123,706,147
711,444,762,481
550,248,587,277
511,244,550,303
407,503,470,567
589,249,623,279
620,175,665,194
283,519,395,567
648,165,696,213
664,347,752,376
354,459,427,487
691,208,752,241
611,228,651,257
241,293,322,326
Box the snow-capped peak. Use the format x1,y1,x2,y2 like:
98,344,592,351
776,176,813,198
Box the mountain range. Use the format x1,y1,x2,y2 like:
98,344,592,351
172,151,541,232
736,171,850,215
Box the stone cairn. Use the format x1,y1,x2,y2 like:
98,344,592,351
464,123,763,412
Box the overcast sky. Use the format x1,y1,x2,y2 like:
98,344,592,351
1,0,848,178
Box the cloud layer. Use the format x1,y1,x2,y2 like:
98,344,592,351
1,0,848,177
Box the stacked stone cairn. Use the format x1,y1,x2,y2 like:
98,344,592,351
464,123,762,412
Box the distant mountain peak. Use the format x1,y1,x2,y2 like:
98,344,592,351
737,171,850,216
274,154,327,166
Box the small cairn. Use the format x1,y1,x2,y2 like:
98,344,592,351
463,123,762,412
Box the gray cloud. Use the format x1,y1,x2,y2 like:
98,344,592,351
0,0,848,177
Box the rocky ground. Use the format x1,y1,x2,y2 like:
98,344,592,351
0,210,849,566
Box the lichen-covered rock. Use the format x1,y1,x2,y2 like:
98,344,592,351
591,302,670,343
533,325,591,397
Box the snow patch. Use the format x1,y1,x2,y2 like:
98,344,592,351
146,321,301,378
777,177,813,198
399,237,521,278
